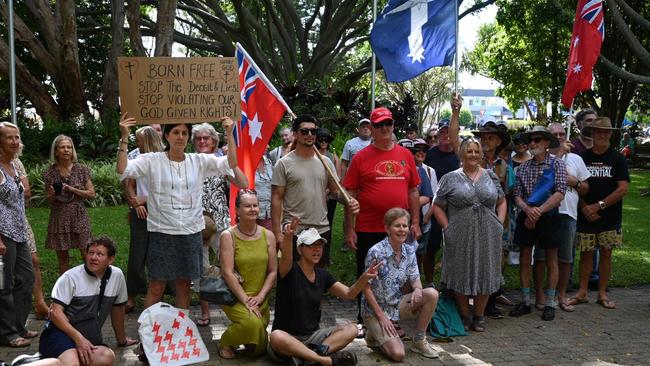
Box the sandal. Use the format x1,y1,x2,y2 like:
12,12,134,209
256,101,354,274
596,298,616,309
218,344,236,359
472,316,486,332
567,296,589,306
196,317,211,327
5,337,30,348
461,316,472,332
558,301,575,312
356,324,366,339
21,330,38,339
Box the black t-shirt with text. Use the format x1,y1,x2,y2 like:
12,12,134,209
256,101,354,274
424,146,460,181
578,148,630,233
272,264,337,336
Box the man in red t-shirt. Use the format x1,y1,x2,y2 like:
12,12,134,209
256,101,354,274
343,107,421,326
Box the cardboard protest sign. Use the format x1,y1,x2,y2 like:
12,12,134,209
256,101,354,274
118,57,240,124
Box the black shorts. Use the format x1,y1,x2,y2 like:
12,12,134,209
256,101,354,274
513,211,561,249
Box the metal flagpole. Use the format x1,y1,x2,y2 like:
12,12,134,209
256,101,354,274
8,0,17,124
454,0,459,95
371,0,377,110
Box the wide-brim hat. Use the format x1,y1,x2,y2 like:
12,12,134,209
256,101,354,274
472,120,511,150
582,117,618,137
316,128,334,143
523,125,560,148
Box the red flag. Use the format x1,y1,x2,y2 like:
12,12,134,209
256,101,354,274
229,43,292,224
561,0,605,109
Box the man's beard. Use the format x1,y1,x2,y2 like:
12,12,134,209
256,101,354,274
529,147,546,156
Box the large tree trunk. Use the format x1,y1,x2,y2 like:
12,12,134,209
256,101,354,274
59,0,88,118
0,39,62,120
154,0,177,56
100,0,126,122
126,0,147,57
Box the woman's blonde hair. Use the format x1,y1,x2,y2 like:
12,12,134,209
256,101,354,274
136,126,164,153
50,135,77,163
0,122,23,157
459,137,483,161
384,207,410,227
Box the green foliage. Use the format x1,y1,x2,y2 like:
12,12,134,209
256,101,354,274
463,0,573,120
17,114,121,166
436,109,473,127
26,160,123,208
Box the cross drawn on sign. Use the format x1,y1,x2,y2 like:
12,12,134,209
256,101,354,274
118,57,241,124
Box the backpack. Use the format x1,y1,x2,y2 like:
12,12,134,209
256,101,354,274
428,296,467,338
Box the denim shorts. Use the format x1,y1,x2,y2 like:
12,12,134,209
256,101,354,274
534,214,576,263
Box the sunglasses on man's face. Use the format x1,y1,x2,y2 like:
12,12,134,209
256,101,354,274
410,148,427,155
299,128,318,136
372,120,394,128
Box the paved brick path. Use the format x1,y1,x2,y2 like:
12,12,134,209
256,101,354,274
2,286,649,365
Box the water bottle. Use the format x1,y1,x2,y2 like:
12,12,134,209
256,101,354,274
0,255,5,290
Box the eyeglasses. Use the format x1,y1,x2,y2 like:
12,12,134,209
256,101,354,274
372,121,394,128
299,128,318,136
529,137,545,143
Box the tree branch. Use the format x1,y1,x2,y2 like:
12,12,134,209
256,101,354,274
459,0,497,19
613,0,650,32
598,55,650,84
605,0,650,69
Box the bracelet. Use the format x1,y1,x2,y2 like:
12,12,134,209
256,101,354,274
119,138,128,145
117,147,127,152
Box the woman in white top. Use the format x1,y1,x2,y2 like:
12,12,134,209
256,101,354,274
117,113,239,310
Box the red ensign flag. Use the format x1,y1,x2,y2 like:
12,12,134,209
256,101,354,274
561,0,605,109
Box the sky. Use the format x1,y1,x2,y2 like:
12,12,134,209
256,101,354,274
457,3,499,90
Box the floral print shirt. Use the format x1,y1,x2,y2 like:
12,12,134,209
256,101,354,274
362,237,419,321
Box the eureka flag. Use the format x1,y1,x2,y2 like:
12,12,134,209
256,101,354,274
230,43,292,223
370,0,456,83
561,0,605,108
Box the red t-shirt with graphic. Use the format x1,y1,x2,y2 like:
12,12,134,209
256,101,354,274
343,144,420,233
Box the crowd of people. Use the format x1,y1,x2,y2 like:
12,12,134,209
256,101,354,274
0,95,631,365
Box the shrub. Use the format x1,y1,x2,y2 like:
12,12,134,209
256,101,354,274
26,160,123,208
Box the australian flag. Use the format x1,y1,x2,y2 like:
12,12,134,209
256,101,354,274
561,0,604,108
230,43,292,222
370,0,457,83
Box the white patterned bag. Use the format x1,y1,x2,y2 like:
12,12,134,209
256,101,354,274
138,302,210,366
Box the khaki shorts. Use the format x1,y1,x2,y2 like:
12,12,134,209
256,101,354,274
576,228,623,252
364,293,420,347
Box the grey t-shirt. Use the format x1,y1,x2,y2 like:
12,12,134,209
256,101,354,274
341,137,371,162
272,152,337,233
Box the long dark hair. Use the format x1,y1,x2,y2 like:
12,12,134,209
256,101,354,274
163,123,190,151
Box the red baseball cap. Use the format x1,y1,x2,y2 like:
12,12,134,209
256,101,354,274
370,107,393,124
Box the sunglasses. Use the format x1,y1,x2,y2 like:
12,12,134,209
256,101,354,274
410,148,427,154
317,138,329,143
372,120,394,128
529,137,546,143
299,128,318,136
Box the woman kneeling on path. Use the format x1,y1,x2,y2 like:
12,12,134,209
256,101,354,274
362,208,441,361
217,189,276,358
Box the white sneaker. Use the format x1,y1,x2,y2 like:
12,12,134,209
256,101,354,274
409,339,440,359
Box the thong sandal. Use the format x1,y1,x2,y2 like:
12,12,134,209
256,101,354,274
596,298,616,309
558,301,575,312
567,296,589,306
196,317,211,327
22,330,38,339
5,337,31,348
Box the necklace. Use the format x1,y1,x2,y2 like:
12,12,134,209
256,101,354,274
237,225,257,237
464,167,481,183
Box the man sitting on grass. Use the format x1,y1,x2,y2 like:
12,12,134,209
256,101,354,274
39,236,138,366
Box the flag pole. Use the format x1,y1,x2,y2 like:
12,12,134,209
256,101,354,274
8,0,17,124
371,0,377,110
454,0,459,95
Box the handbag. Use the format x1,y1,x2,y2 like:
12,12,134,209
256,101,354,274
199,229,241,305
138,302,209,366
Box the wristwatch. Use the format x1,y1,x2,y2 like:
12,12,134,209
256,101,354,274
598,200,606,210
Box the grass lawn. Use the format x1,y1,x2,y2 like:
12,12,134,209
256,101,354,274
28,170,650,296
